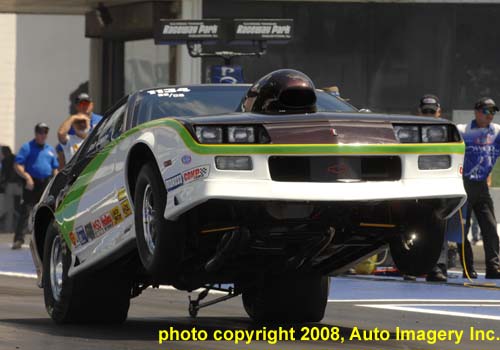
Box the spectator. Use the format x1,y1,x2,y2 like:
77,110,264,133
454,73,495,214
416,94,449,282
69,93,102,135
0,146,23,232
456,97,500,279
55,93,102,169
57,113,91,167
12,123,59,250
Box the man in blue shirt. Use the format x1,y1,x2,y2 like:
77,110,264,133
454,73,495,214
457,97,500,279
12,123,59,249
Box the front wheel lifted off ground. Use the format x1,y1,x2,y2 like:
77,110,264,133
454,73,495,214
134,162,186,281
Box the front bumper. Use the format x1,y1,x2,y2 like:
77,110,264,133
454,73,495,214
163,149,466,219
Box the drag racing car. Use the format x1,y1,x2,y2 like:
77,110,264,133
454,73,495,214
30,69,466,324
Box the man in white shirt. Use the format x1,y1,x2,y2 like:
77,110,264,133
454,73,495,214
57,113,90,167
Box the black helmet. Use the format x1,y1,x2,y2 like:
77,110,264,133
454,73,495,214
242,69,317,114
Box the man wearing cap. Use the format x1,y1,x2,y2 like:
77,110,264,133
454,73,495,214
12,123,59,249
57,113,91,167
419,94,442,117
456,97,500,279
70,93,102,134
416,94,450,282
56,93,102,168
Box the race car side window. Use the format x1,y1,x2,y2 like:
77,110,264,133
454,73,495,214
87,104,126,154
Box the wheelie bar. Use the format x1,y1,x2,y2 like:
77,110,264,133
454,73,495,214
188,285,241,318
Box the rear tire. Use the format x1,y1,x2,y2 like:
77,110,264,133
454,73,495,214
242,273,329,323
390,205,445,276
134,163,186,281
42,221,130,323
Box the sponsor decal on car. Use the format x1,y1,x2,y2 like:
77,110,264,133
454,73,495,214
100,213,114,231
92,218,105,237
181,154,192,165
165,173,184,191
182,165,210,184
117,187,127,202
75,226,88,245
120,199,133,218
84,222,96,240
110,206,124,225
69,231,78,247
163,159,172,168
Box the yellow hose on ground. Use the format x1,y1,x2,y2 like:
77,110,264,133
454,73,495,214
459,208,498,289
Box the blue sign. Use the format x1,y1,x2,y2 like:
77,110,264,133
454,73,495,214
210,65,244,84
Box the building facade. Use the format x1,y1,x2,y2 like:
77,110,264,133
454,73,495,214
2,0,500,149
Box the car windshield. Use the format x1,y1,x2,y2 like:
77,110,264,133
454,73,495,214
133,85,357,125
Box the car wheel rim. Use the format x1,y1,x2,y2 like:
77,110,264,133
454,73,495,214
142,184,157,255
50,236,64,302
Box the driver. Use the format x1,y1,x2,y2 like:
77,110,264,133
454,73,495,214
242,69,317,114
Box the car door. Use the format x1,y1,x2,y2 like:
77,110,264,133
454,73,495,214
55,102,129,265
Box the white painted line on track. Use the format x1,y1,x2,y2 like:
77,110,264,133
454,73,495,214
358,304,500,321
0,271,226,295
329,299,500,303
0,271,37,279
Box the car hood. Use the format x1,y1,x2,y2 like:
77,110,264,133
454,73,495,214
175,112,455,145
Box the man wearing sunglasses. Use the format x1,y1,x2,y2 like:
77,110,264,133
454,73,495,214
12,123,59,249
57,113,91,167
69,93,102,134
457,97,500,279
57,93,102,168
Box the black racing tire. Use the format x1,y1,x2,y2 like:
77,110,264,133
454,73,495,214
242,273,329,323
390,205,445,276
134,163,186,282
42,221,130,324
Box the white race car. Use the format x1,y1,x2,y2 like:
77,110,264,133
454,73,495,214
30,69,465,324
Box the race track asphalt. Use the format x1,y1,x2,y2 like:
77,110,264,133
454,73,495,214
1,235,499,350
1,273,500,350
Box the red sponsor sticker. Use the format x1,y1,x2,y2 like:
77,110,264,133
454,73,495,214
182,165,209,183
100,213,114,230
92,219,105,236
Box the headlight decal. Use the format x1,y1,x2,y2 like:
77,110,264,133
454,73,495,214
393,124,456,144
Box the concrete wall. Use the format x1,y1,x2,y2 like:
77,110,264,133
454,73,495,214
15,14,89,151
0,14,17,150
